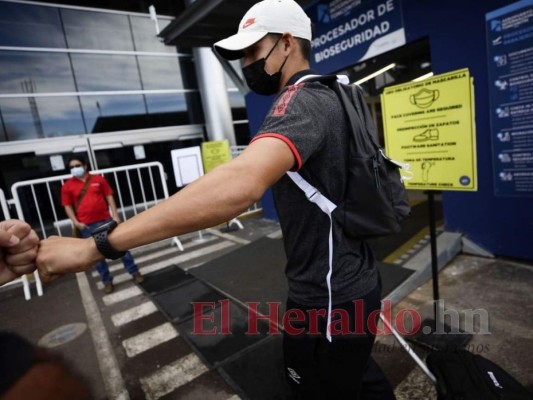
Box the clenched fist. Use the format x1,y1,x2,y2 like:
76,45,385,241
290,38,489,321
36,236,103,283
0,220,39,286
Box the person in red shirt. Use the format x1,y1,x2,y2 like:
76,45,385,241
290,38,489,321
61,156,143,293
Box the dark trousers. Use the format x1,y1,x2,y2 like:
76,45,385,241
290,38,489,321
283,284,396,399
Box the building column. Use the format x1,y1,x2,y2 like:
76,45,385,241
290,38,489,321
193,47,236,145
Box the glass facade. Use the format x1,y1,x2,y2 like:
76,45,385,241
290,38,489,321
61,9,135,51
0,0,248,208
0,0,214,142
0,2,66,48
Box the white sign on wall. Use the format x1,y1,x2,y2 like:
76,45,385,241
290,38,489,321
50,155,65,171
171,147,204,187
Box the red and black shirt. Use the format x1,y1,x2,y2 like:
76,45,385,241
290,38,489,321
252,70,377,307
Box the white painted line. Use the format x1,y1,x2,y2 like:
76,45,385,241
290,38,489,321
76,272,130,400
267,229,283,239
206,228,251,244
93,236,218,277
111,301,158,327
103,285,143,306
140,353,208,400
96,241,236,290
182,261,206,271
122,322,178,358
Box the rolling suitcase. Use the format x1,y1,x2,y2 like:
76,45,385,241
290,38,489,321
379,313,533,400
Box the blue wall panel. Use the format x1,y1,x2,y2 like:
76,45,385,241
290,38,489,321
245,0,533,260
400,0,532,261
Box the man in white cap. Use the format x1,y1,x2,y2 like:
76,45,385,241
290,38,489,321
37,0,395,398
214,1,396,399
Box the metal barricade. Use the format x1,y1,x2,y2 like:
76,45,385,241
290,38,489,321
0,188,10,221
10,162,185,296
11,161,179,239
0,188,33,300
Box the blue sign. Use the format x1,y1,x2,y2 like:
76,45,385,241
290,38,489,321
307,0,405,73
486,0,533,197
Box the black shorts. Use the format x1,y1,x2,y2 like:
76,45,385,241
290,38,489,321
282,284,382,399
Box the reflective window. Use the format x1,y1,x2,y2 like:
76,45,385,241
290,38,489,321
146,93,187,113
38,97,86,137
145,92,203,125
0,51,76,94
0,117,6,142
178,55,198,90
130,17,176,54
228,91,246,109
225,60,245,84
0,96,85,140
223,65,246,108
80,95,146,133
61,9,134,51
0,3,206,144
0,2,66,48
71,54,142,91
0,98,35,141
137,56,183,90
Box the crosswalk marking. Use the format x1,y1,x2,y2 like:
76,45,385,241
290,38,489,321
122,322,178,358
206,228,251,244
96,241,236,290
103,286,143,306
140,352,209,400
76,272,130,399
93,236,218,277
111,301,158,327
93,247,180,277
91,233,251,399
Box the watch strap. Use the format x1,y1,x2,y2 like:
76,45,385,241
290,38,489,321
92,223,125,260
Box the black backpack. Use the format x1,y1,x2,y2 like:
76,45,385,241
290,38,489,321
291,74,411,239
427,349,533,400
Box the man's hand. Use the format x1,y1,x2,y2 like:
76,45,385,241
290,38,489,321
36,236,103,283
75,221,87,231
0,220,39,286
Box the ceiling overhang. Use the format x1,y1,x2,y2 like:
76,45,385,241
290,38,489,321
159,0,316,48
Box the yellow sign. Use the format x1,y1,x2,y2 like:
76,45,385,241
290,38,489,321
381,68,477,191
201,140,232,173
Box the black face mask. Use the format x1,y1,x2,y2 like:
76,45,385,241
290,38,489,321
242,37,289,96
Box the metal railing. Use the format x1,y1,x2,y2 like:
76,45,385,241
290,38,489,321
11,161,179,240
0,188,34,300
9,162,185,298
6,151,262,297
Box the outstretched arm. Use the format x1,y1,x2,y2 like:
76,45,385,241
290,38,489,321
37,138,295,280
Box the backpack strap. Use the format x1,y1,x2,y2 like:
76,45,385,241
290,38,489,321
74,175,92,214
287,74,351,343
295,74,348,85
286,171,336,342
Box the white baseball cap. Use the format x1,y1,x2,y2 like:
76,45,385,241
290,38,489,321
213,0,312,60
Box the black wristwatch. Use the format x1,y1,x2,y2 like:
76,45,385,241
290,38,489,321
91,220,125,260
